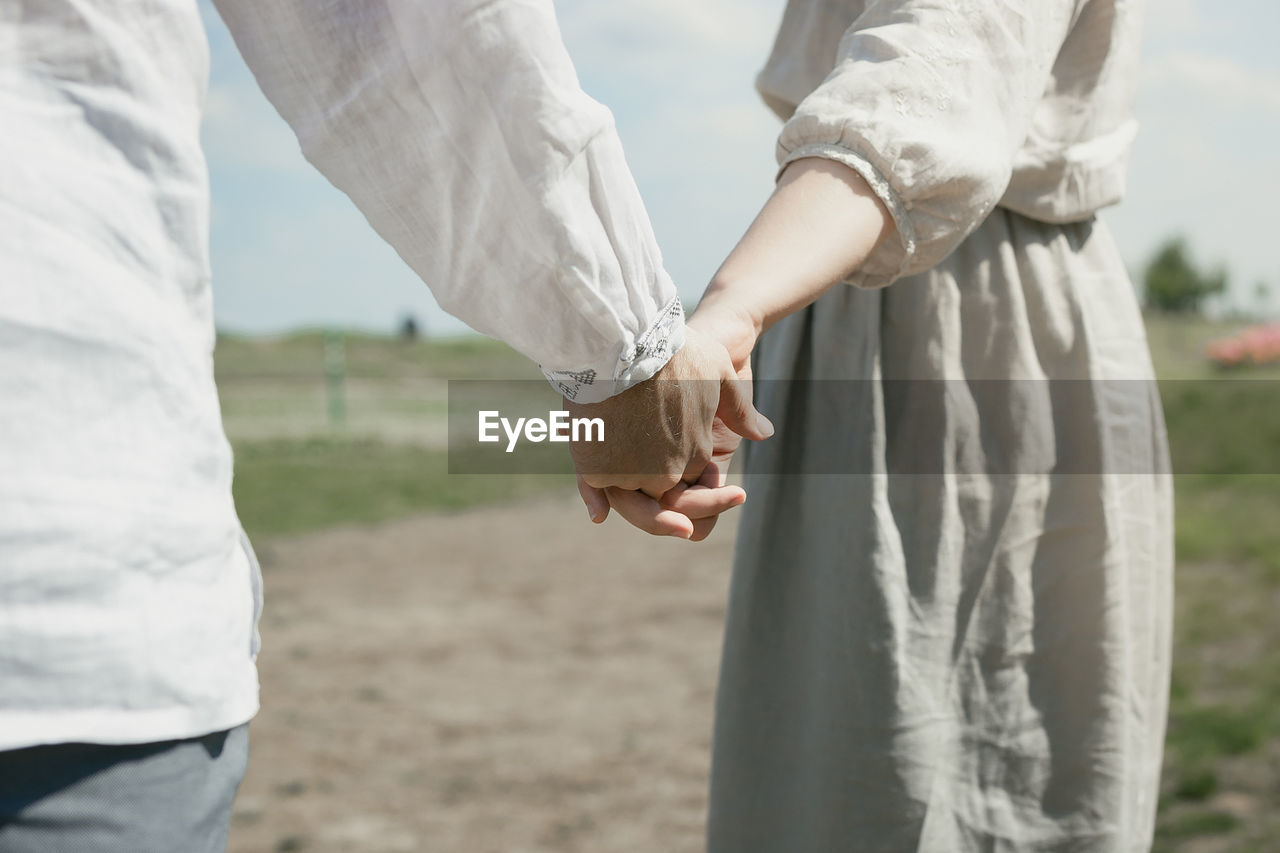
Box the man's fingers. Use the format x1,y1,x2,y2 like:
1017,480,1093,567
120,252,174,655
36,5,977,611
662,462,741,541
681,447,713,487
696,460,728,489
606,488,694,539
717,376,774,441
577,476,610,523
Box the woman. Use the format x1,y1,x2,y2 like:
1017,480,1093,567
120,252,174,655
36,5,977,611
685,0,1172,848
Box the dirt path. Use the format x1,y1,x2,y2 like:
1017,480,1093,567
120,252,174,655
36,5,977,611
229,496,739,853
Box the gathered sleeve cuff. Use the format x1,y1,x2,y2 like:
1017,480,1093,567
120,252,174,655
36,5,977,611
772,0,1077,288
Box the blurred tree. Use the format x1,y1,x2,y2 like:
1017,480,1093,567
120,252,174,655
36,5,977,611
1254,280,1271,320
1143,237,1227,314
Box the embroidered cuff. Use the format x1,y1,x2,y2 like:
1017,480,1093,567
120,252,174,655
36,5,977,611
541,295,686,404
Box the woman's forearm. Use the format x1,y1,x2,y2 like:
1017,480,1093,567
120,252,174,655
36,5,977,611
691,157,894,361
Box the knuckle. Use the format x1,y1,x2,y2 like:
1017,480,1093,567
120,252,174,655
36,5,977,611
657,470,683,493
580,473,612,490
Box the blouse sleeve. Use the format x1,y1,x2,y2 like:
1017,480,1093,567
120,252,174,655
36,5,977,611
209,0,683,403
775,0,1078,288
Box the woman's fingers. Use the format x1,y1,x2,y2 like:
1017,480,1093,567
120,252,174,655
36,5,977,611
605,487,695,539
590,483,742,540
581,461,743,541
581,475,697,538
660,482,745,519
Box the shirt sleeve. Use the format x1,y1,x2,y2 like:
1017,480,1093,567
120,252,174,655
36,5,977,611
208,0,683,403
773,0,1078,289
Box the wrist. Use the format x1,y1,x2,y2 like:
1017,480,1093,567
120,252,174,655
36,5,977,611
689,284,763,369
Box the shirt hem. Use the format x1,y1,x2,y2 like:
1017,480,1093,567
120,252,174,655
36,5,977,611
0,691,260,751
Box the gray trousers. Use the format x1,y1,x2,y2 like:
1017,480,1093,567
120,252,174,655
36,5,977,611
0,725,249,853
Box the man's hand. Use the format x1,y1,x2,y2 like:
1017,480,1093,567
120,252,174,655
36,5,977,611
572,311,765,540
566,324,769,495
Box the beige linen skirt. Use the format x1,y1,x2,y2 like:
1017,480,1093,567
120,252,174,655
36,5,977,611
708,209,1173,852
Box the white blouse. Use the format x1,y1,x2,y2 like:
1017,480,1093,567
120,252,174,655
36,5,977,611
0,0,679,750
757,0,1144,289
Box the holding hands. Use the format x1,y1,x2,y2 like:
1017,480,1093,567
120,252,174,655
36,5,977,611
568,303,767,541
566,157,894,539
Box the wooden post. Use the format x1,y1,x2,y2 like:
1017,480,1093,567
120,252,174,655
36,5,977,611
324,330,347,429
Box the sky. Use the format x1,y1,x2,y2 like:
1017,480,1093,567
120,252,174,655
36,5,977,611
200,0,1280,336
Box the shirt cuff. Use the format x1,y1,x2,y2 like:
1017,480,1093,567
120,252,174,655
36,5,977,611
541,295,686,404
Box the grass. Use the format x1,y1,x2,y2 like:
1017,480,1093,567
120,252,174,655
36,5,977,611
1134,315,1280,848
1173,767,1219,802
1156,343,1280,846
231,437,573,541
1174,475,1280,577
1158,810,1241,841
1155,365,1280,846
1162,383,1280,476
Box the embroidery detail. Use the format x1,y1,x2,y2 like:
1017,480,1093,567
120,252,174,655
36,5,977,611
630,296,682,366
541,295,683,402
546,369,597,401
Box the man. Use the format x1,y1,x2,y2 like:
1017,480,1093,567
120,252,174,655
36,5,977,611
0,1,766,849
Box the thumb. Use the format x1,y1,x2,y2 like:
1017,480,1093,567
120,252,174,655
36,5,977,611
716,374,774,441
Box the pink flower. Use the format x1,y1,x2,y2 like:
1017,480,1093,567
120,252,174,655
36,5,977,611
1206,323,1280,367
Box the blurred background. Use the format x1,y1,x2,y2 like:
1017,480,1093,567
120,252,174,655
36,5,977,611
201,1,1280,851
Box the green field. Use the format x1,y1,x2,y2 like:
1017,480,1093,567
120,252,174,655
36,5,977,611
1142,321,1280,849
218,316,1280,848
217,331,571,539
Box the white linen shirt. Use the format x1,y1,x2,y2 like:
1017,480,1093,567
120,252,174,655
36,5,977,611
0,0,681,750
